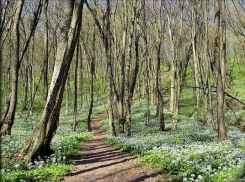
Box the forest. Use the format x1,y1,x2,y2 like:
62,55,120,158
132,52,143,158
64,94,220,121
1,0,245,181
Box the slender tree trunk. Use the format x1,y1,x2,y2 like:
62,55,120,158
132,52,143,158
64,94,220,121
221,0,226,89
29,37,35,116
65,77,69,114
118,0,127,133
191,1,201,121
87,23,96,132
125,0,137,137
168,12,176,113
43,0,49,104
157,0,164,131
105,0,116,137
78,43,83,108
171,0,184,131
73,40,79,132
205,0,216,131
143,0,150,126
19,0,84,163
214,0,226,139
0,1,2,124
23,64,28,111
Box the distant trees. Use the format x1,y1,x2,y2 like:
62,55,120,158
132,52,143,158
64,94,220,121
1,0,42,136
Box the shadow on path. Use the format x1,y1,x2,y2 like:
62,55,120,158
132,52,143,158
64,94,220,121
62,102,171,182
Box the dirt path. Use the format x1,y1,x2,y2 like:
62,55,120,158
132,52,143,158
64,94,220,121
62,112,171,182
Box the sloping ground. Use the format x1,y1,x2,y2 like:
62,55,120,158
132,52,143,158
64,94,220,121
62,113,171,182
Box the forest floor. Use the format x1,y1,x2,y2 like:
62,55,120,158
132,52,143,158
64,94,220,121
62,112,172,182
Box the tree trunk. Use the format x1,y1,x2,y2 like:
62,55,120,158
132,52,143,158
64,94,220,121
0,1,2,123
73,40,79,132
29,37,35,116
214,0,226,139
204,0,216,131
191,1,201,121
105,0,116,137
125,0,137,137
65,77,69,114
23,64,28,111
143,0,150,126
87,22,96,132
78,43,83,108
221,0,226,89
157,0,164,131
118,0,127,133
43,0,49,104
19,0,84,163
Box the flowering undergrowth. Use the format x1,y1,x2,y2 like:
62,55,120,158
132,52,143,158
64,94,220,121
1,100,106,182
102,99,245,182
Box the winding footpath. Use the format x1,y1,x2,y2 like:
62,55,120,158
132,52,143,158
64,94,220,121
62,112,171,182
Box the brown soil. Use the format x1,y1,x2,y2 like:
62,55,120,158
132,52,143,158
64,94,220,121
61,112,172,182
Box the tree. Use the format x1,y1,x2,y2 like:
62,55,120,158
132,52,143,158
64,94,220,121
118,0,127,133
43,0,49,104
19,0,84,162
214,0,226,139
156,0,165,131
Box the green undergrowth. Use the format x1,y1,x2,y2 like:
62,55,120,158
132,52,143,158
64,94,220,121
101,98,245,182
1,133,93,182
1,98,106,182
2,164,70,182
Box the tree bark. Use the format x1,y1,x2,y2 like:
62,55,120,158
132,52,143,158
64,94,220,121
65,77,70,114
19,0,84,163
191,1,201,121
157,0,165,131
118,0,127,133
43,0,49,104
143,0,150,126
214,0,226,139
204,0,216,131
125,0,137,137
73,39,79,132
87,21,96,132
